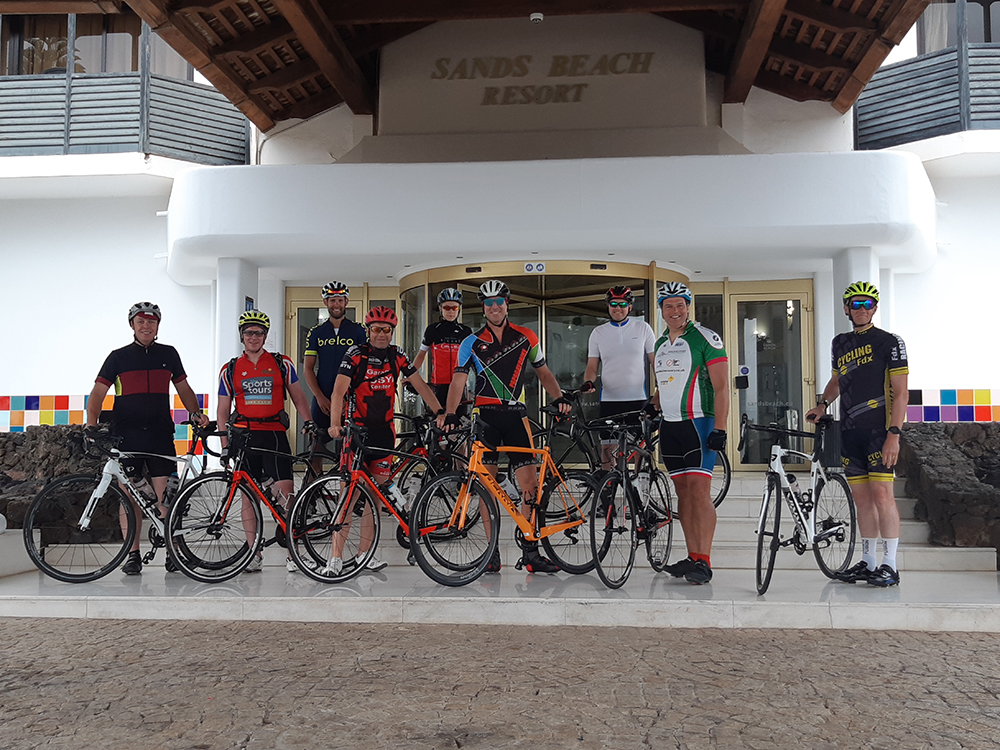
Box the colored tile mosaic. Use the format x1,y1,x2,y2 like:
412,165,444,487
904,390,1000,423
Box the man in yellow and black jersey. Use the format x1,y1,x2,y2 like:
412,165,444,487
807,281,908,587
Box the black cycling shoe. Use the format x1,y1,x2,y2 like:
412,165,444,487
522,551,559,574
835,561,873,584
164,552,180,573
867,564,900,587
485,548,502,573
662,556,696,578
685,559,713,585
122,550,142,576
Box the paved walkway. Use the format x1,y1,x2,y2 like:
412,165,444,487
2,618,999,749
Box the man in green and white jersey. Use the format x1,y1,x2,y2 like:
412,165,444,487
651,282,729,585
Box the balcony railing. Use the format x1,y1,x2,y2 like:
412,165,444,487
0,71,249,165
856,44,1000,150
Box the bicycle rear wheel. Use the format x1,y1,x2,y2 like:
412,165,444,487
540,470,598,574
409,471,498,587
812,473,857,578
23,474,136,583
166,472,260,583
643,471,674,572
711,450,732,508
590,472,637,589
756,474,781,595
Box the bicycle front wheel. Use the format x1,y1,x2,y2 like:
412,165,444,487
409,471,498,587
756,473,781,595
166,472,260,583
590,472,637,589
643,471,674,572
712,450,732,508
540,470,599,574
23,474,136,583
812,473,857,578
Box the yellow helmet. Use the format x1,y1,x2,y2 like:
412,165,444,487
843,281,879,302
238,309,270,331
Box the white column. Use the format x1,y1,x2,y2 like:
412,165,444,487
832,247,878,335
215,257,259,378
878,268,895,331
813,263,835,397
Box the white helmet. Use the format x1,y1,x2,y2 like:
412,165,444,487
128,301,161,323
657,282,692,305
477,279,510,302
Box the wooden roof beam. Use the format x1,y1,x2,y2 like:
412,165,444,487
0,0,121,11
248,57,320,92
768,37,852,71
755,68,834,101
270,0,376,115
724,0,788,103
782,0,876,33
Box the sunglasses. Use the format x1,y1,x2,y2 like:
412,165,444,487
608,301,630,308
242,330,266,338
440,304,460,312
483,297,506,308
368,324,394,334
849,299,876,310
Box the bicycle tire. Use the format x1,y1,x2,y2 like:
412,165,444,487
409,471,499,587
165,472,260,583
712,450,732,508
643,470,674,572
812,472,857,578
287,475,380,583
23,474,136,583
756,473,781,595
539,470,599,574
590,472,637,589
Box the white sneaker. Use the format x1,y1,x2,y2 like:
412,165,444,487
245,554,263,572
286,557,317,573
319,557,343,576
365,556,388,572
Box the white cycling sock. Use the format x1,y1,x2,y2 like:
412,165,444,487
882,538,899,571
861,538,878,569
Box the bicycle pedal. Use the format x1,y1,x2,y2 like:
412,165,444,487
514,558,525,571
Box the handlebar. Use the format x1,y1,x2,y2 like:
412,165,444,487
737,413,834,452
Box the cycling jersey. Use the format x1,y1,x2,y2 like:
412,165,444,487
587,317,655,402
96,341,187,434
420,320,473,386
304,318,366,397
455,322,545,410
338,343,416,429
653,322,727,421
831,325,908,431
218,351,298,431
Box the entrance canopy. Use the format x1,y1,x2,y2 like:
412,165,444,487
165,150,935,286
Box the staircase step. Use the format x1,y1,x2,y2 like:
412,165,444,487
0,531,35,578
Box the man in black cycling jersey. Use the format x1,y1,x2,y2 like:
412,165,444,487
441,279,572,574
413,288,472,417
86,302,209,576
807,281,908,587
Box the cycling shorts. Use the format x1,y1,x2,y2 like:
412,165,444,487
310,397,333,433
361,424,395,474
840,428,895,484
431,383,470,419
477,408,535,472
246,431,293,483
658,417,716,479
118,428,176,479
599,399,647,443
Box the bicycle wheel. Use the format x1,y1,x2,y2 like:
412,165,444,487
812,472,857,578
166,472,260,583
756,473,782,595
23,474,136,583
643,470,674,572
288,475,380,583
711,450,732,508
590,472,637,589
409,471,499,587
540,470,599,574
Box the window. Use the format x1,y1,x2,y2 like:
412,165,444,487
918,0,958,53
150,32,192,80
75,13,140,73
0,15,70,75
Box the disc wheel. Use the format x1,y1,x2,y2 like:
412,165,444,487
643,471,674,572
409,471,499,587
165,472,259,583
756,473,782,595
812,472,857,578
540,470,598,574
23,474,136,583
590,472,637,589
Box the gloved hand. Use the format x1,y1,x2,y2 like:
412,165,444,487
706,429,727,452
581,380,596,394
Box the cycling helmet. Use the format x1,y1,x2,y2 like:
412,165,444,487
437,288,463,306
364,306,398,327
321,281,349,299
128,301,161,323
477,279,510,302
238,309,270,332
843,281,879,303
606,285,634,305
657,281,692,305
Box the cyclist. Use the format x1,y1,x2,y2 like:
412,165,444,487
86,302,210,576
442,279,572,575
806,281,908,587
217,310,315,573
582,285,656,472
325,306,444,575
651,282,729,585
412,288,472,417
301,282,366,469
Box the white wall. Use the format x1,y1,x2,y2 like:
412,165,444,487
721,87,854,154
257,105,373,165
0,196,215,398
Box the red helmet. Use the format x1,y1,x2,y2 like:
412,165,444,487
364,306,398,327
606,285,634,305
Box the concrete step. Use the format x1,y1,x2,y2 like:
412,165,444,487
0,531,35,577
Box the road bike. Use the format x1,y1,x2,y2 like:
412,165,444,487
23,420,217,583
739,414,857,595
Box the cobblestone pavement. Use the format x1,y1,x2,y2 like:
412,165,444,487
1,619,999,749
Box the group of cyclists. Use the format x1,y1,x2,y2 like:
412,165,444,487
85,274,906,589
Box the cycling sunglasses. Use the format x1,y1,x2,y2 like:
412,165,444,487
608,301,630,308
440,304,460,312
368,324,394,334
849,299,876,310
483,297,507,307
242,329,266,338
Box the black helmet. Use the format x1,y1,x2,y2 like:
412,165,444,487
606,286,634,305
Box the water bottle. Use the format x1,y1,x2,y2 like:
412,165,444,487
261,477,275,500
786,473,802,502
133,477,156,505
165,473,180,504
636,471,650,498
385,481,409,510
499,474,519,503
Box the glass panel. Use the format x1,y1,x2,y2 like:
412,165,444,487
0,17,16,76
21,15,70,75
991,1,1000,42
917,1,958,54
694,294,723,343
400,286,425,417
736,299,804,464
150,32,190,80
74,15,103,73
968,0,987,42
105,13,140,72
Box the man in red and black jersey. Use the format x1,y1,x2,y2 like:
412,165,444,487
86,302,209,576
324,306,442,575
413,288,472,416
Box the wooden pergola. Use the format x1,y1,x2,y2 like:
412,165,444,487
3,0,932,131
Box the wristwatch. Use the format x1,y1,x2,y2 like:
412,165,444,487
817,398,829,408
887,426,901,435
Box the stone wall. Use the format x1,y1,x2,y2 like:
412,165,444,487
898,423,1000,552
0,425,102,529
